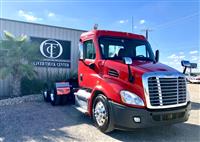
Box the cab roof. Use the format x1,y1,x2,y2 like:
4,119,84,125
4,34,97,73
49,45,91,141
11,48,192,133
80,30,146,41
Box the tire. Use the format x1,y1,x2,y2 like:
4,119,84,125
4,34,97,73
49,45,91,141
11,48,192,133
92,95,114,133
42,89,50,102
50,88,61,106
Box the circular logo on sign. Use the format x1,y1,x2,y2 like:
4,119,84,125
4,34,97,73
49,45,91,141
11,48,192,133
40,39,63,59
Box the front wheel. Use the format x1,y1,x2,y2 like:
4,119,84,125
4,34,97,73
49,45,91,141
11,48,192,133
92,95,114,133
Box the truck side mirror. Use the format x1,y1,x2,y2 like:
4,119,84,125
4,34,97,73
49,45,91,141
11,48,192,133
155,50,159,63
123,57,132,65
123,57,134,83
181,60,191,67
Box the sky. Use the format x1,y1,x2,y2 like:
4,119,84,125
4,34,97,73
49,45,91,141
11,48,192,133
0,0,199,72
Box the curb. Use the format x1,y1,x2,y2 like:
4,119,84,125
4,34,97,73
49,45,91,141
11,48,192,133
0,94,43,106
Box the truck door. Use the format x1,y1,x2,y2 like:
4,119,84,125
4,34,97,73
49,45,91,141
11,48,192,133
78,40,97,89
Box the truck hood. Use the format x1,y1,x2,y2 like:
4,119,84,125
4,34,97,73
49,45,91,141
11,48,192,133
104,60,179,76
130,60,178,73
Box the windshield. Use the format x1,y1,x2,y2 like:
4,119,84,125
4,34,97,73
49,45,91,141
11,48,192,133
99,37,155,61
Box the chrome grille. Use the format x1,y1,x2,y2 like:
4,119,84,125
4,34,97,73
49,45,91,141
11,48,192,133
148,77,186,106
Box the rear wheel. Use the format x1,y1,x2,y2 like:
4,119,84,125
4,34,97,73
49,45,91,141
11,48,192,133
42,89,50,102
92,95,114,133
50,89,61,106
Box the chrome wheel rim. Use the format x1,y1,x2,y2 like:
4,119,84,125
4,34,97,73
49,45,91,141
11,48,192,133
43,91,47,98
50,93,54,101
94,101,107,126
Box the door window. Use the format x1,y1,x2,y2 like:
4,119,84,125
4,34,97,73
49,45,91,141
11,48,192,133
84,40,96,59
79,42,83,59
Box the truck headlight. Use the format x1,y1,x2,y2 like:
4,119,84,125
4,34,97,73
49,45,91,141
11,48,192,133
120,90,144,106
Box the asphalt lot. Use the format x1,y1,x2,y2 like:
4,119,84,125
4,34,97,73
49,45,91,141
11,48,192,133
0,84,199,142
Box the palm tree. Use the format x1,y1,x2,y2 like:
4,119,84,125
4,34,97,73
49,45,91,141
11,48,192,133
0,31,40,97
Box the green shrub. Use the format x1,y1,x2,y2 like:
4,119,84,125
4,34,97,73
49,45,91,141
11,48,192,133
20,70,79,96
21,77,45,95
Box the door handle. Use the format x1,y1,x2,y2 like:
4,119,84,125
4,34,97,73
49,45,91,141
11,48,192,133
80,74,83,81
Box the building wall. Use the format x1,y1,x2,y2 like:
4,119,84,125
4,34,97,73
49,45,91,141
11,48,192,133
0,18,85,97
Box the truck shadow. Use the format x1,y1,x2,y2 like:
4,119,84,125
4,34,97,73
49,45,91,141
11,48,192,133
108,123,200,142
191,101,200,110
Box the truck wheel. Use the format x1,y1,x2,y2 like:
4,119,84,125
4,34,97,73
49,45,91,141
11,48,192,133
50,89,61,106
42,89,50,102
92,95,114,133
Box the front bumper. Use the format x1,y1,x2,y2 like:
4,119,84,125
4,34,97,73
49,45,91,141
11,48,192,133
109,101,191,130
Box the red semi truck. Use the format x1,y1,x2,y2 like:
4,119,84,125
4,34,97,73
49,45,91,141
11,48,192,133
43,30,191,133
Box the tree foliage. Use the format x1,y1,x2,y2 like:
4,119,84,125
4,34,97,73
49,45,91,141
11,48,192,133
0,31,41,96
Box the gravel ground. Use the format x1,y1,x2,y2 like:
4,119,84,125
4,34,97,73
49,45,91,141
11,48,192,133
0,94,43,106
0,84,199,142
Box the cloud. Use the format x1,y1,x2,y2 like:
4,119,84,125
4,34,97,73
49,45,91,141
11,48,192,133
118,20,128,24
179,55,185,59
18,10,42,22
48,12,55,17
168,54,177,59
163,61,179,65
191,56,198,61
168,54,185,59
165,52,199,72
189,50,198,54
140,19,145,24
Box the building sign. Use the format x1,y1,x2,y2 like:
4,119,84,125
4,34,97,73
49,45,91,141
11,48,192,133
33,60,70,68
31,37,71,68
40,39,63,59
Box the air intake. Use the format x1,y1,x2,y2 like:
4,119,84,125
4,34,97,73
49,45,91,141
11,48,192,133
108,69,119,77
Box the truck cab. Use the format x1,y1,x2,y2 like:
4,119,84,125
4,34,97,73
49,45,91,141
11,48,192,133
74,30,191,132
